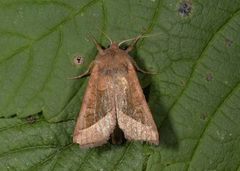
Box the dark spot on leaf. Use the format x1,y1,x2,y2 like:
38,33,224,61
73,55,84,65
10,114,17,118
178,1,192,17
225,38,233,47
180,80,186,86
200,113,208,120
24,112,41,124
26,115,37,124
206,73,213,81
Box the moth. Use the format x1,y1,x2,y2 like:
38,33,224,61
72,35,159,148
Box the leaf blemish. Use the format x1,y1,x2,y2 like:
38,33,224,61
206,73,213,81
225,38,233,47
180,80,186,86
178,1,192,17
26,115,37,124
73,55,84,65
10,114,17,118
200,112,208,120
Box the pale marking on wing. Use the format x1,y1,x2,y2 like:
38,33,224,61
74,113,116,144
117,111,158,141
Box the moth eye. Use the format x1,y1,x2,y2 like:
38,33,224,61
119,44,128,50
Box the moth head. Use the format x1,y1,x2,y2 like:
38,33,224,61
110,42,119,50
91,33,160,56
118,33,162,52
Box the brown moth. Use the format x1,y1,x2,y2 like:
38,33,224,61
72,36,159,148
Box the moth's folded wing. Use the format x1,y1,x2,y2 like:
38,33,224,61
116,63,159,145
73,68,116,148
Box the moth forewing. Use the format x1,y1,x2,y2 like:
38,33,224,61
73,40,159,148
115,57,159,145
73,64,116,148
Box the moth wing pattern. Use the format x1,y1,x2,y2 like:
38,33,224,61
116,60,159,145
73,64,116,148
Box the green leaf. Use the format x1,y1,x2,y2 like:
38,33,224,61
0,0,240,170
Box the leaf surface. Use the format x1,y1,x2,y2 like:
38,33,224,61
0,0,240,170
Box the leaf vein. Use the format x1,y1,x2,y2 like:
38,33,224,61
111,142,133,171
186,82,240,170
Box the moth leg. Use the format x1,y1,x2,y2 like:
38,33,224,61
68,61,95,79
129,57,156,74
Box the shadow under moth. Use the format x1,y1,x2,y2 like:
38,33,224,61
72,35,159,148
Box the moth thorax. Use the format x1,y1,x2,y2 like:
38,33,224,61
101,66,128,76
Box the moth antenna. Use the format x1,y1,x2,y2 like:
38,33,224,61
124,35,142,53
87,33,104,54
119,33,162,52
118,36,139,47
97,28,113,44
